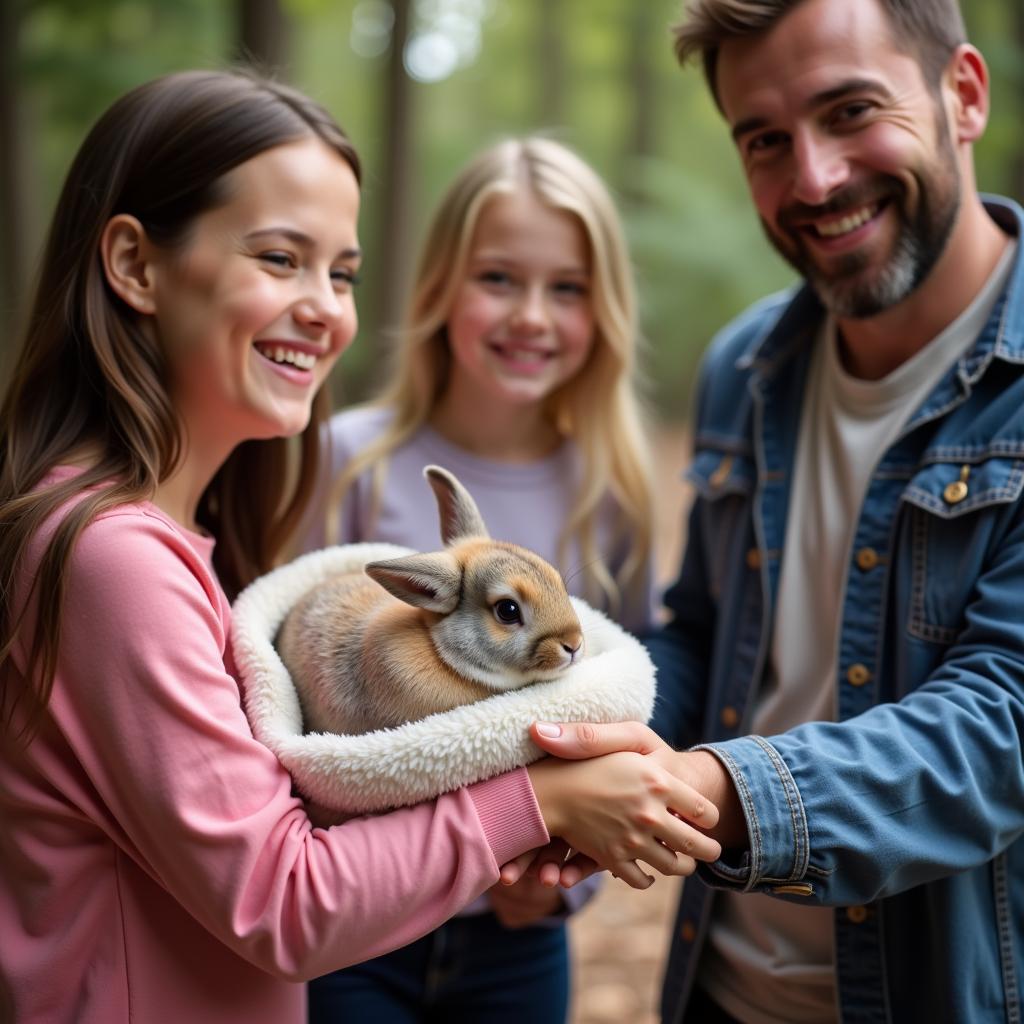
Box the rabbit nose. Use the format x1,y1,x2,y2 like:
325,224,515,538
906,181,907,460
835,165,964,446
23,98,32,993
562,636,584,663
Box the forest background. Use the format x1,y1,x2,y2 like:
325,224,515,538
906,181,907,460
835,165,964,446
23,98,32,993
2,0,1022,419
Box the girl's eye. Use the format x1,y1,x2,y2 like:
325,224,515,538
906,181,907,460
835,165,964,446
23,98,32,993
553,280,588,299
493,599,522,625
478,270,513,288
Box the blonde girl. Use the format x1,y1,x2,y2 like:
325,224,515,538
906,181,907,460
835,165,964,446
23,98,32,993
304,137,657,1023
309,136,655,631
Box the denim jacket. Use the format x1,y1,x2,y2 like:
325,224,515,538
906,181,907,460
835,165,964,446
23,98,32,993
650,197,1024,1024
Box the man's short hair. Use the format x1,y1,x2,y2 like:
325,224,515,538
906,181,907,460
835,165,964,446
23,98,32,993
673,0,968,108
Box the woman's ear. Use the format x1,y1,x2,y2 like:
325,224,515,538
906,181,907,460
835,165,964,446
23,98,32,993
944,44,989,145
100,214,158,315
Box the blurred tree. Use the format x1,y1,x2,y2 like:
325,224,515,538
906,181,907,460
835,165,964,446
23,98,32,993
370,0,415,346
537,0,565,125
237,0,291,73
5,0,1023,414
620,0,657,194
0,0,29,356
1015,1,1024,201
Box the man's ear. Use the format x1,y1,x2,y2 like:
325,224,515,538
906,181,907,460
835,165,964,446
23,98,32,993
100,214,158,315
943,44,989,145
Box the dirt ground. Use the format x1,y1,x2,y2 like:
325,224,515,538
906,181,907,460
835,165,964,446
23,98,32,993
567,423,692,1024
567,873,685,1023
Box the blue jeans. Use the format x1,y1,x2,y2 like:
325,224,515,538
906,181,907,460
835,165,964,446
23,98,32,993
307,912,570,1024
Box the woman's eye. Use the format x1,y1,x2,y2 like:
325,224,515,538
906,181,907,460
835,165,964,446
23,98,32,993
493,599,522,625
331,267,361,288
259,251,295,269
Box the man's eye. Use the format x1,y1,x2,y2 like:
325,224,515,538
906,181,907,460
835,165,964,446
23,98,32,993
748,130,787,155
835,101,873,124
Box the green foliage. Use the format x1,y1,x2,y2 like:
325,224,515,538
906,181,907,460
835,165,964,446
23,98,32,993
10,0,1024,419
626,155,796,415
19,0,227,218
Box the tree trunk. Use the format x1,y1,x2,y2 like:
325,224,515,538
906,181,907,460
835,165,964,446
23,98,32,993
1015,1,1024,202
0,0,28,366
371,0,415,341
621,2,657,201
236,0,291,75
536,0,564,126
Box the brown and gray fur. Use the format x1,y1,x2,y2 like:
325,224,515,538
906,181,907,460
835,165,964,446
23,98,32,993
276,465,584,735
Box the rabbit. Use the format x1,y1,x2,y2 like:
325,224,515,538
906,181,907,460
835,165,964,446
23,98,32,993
276,464,585,736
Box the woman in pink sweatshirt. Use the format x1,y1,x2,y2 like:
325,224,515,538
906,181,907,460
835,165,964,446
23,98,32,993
0,71,722,1024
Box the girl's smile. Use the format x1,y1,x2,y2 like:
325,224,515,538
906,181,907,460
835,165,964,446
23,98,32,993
442,189,595,412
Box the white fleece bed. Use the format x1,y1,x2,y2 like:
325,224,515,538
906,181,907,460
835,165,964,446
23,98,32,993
232,543,657,816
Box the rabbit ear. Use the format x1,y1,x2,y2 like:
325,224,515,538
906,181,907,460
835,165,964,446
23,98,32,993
424,465,490,545
365,552,463,613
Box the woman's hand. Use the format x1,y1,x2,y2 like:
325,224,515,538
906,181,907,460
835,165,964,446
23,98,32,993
525,735,722,890
530,720,748,850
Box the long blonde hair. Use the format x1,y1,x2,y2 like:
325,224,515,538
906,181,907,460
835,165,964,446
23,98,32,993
328,137,653,615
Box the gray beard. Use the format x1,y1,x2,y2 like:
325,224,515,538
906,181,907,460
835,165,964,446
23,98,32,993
764,154,962,319
808,219,935,319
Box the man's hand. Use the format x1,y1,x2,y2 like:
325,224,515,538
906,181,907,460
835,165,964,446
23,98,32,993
529,720,748,850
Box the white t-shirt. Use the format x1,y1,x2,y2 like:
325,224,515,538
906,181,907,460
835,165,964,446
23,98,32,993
701,241,1016,1023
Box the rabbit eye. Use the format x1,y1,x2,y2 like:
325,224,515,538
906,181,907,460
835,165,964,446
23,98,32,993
493,599,522,625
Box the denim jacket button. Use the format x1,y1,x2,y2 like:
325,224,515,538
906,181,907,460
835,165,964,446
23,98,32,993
943,481,969,504
855,547,879,571
846,905,868,924
745,548,762,570
944,465,971,505
846,664,872,687
680,920,697,943
720,706,739,729
709,455,734,488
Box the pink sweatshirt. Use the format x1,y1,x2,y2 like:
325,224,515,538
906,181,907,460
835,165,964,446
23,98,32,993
0,474,548,1023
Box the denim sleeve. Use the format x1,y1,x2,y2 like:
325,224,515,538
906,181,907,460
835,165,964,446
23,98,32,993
694,514,1024,906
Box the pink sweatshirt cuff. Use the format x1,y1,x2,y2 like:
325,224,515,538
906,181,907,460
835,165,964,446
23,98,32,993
467,767,549,865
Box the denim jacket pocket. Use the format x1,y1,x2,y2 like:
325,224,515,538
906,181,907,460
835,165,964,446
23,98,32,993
688,447,757,600
901,455,1024,644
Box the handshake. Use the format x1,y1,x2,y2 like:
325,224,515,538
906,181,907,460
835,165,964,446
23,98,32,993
503,720,743,897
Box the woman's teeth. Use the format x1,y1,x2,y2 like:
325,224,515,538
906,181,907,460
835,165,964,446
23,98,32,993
256,344,316,370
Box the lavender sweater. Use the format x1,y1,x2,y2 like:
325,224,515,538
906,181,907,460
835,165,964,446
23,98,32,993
303,406,654,634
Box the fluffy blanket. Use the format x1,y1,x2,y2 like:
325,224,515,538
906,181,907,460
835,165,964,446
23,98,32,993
232,543,657,816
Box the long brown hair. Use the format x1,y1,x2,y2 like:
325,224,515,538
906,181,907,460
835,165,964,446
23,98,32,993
0,69,361,742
